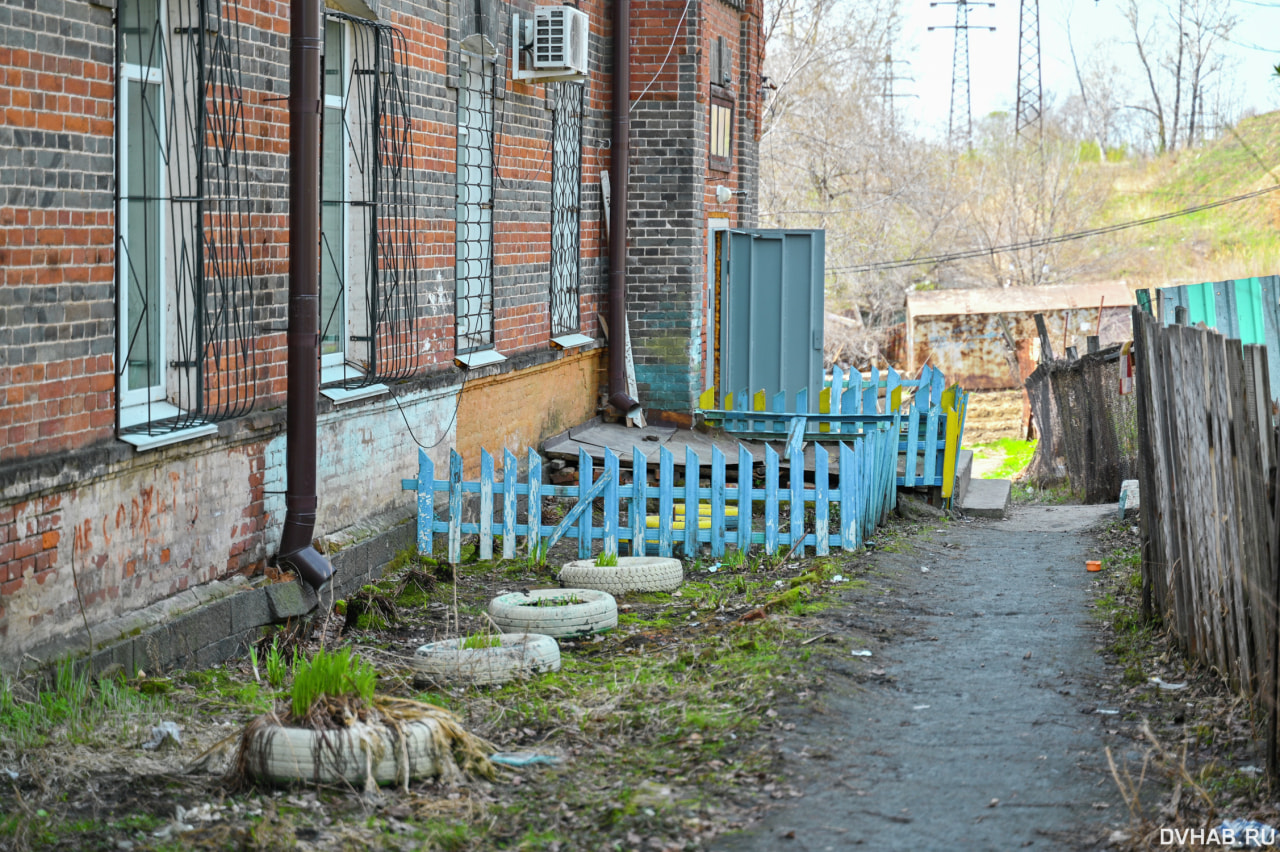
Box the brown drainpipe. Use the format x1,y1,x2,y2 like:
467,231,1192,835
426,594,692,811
277,0,334,591
607,0,641,418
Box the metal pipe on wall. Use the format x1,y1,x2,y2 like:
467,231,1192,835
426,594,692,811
607,0,641,418
278,0,334,590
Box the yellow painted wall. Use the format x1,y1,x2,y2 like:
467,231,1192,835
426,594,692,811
455,349,605,476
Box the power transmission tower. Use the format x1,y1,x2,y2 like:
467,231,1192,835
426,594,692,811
876,53,916,136
1015,0,1042,137
930,1,994,150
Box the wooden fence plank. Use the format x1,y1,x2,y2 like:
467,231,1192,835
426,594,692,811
527,449,542,557
502,449,518,559
479,449,494,560
815,443,830,556
711,445,727,557
604,449,620,557
578,449,594,560
417,449,434,555
765,444,780,554
632,447,647,556
840,442,857,550
448,450,463,564
659,446,674,557
904,408,920,487
685,447,700,556
737,445,753,553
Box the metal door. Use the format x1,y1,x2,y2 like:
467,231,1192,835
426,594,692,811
719,229,825,410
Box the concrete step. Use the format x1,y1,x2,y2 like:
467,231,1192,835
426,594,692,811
954,449,974,507
958,478,1011,518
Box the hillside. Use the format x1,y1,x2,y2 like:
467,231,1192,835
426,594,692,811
1097,111,1280,290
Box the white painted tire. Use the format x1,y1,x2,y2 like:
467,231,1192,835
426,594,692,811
558,557,683,594
410,633,561,686
488,588,617,638
242,718,445,786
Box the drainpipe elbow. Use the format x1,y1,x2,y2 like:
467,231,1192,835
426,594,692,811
609,390,642,419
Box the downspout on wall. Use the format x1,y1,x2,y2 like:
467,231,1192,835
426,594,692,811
277,0,334,591
607,0,642,418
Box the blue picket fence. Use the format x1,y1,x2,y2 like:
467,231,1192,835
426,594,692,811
401,422,900,565
698,364,969,497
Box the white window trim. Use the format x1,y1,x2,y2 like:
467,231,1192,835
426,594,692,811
321,18,351,375
118,39,167,411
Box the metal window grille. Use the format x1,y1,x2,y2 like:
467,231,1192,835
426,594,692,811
321,12,422,387
116,0,256,436
455,46,495,355
550,81,583,338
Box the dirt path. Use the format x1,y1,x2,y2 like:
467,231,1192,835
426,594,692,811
714,504,1127,851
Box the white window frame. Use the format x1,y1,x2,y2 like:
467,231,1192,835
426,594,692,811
320,16,352,386
118,3,168,413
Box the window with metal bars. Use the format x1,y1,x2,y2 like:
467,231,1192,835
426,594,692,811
455,36,496,357
549,81,584,339
115,0,255,444
320,12,422,389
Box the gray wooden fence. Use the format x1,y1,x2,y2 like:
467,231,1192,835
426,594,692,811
1131,306,1280,773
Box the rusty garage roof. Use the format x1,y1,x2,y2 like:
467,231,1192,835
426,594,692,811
907,281,1135,320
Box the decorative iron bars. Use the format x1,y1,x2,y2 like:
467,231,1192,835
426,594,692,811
549,81,583,338
320,13,422,388
116,0,256,435
455,42,495,355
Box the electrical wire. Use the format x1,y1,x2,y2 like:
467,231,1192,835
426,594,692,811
631,0,694,112
827,183,1280,275
390,373,467,450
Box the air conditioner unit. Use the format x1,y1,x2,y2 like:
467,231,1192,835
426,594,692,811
511,6,589,82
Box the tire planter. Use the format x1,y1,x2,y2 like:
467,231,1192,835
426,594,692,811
410,632,561,686
488,588,617,638
241,718,450,787
558,556,683,594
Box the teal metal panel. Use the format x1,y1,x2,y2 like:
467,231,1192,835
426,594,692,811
721,229,825,411
1161,276,1280,403
1234,277,1264,345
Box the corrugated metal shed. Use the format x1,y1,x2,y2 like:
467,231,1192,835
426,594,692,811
906,282,1135,391
907,281,1134,320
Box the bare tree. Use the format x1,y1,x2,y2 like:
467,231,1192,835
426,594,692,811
1123,0,1237,153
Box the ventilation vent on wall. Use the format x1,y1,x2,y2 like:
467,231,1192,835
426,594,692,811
512,6,588,82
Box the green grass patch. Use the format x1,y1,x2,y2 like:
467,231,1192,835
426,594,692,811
290,646,377,718
972,438,1037,480
0,660,171,750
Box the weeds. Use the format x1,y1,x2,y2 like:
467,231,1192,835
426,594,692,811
0,660,168,751
289,646,377,719
595,551,619,567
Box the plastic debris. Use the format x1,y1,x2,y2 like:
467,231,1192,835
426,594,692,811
2,768,17,781
1095,708,1119,715
1149,677,1188,690
1216,818,1277,848
830,574,845,583
921,567,930,573
913,705,930,710
851,649,873,657
707,563,721,573
491,752,565,767
142,721,182,751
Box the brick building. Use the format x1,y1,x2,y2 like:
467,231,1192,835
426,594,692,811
0,0,763,669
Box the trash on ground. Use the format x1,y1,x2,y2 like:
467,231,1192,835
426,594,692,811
1216,818,1277,847
851,649,873,657
490,751,565,767
830,574,845,582
1095,708,1119,715
1149,677,1188,690
920,566,930,573
141,721,182,751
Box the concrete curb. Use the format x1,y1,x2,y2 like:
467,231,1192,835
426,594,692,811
56,519,415,679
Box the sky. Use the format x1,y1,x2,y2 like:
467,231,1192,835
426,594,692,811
893,0,1280,140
